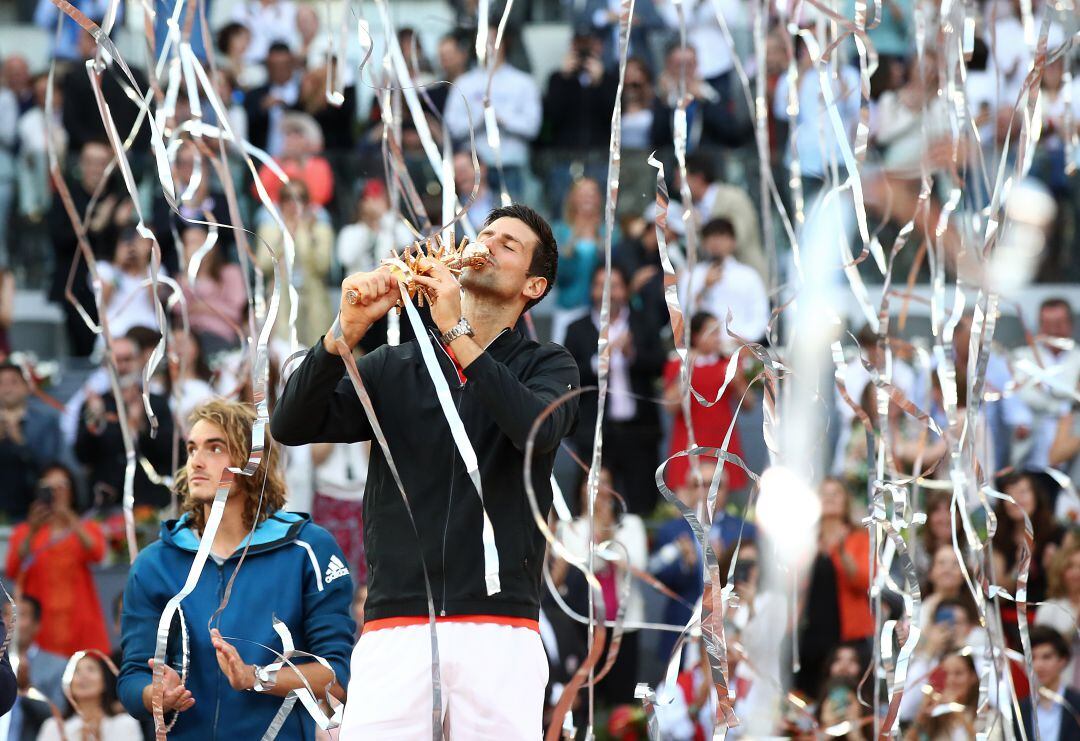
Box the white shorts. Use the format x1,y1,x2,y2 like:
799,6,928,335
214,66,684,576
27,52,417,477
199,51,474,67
338,621,549,740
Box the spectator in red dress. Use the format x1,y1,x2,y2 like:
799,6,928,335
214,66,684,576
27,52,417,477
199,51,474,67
6,463,110,656
662,312,749,493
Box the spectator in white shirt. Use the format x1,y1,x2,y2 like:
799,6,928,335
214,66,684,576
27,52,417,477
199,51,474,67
336,180,414,276
1011,298,1080,469
655,0,748,82
95,228,167,351
443,31,541,201
229,0,299,64
679,217,769,348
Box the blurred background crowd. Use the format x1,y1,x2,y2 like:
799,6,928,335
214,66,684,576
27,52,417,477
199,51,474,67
1,0,1080,738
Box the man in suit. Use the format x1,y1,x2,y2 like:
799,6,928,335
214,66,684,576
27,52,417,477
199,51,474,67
564,264,666,514
2,597,67,711
1018,626,1080,741
244,42,301,156
1011,297,1080,468
0,605,51,741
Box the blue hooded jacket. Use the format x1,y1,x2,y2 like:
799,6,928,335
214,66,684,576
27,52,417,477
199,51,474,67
118,511,356,740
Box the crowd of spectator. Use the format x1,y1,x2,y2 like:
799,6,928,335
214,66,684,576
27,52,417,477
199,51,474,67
0,0,1078,737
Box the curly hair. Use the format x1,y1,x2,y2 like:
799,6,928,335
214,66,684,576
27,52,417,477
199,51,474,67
174,399,287,535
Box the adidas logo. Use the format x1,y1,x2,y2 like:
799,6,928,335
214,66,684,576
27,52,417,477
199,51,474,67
324,555,350,583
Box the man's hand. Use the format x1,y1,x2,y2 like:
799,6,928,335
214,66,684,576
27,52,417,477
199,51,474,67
675,533,697,568
411,258,464,335
210,629,256,691
145,659,195,713
326,269,402,355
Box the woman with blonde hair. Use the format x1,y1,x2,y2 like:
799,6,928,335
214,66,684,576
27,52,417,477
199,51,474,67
551,177,617,343
1035,537,1080,686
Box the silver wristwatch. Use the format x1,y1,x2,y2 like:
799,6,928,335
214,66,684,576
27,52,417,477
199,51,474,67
440,317,475,345
252,664,279,693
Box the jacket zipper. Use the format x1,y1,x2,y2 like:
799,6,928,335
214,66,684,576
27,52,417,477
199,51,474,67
212,561,225,740
433,332,466,617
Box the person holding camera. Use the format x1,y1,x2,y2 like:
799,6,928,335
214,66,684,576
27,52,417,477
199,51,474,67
5,462,110,657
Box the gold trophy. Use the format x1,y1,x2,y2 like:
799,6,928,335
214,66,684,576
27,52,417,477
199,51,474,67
344,235,490,308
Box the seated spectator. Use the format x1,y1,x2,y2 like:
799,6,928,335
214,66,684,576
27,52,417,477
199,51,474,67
564,265,665,514
48,140,123,357
0,361,62,522
6,463,110,657
621,57,657,151
168,329,216,427
656,0,747,84
0,269,11,358
244,42,301,156
822,642,869,688
96,227,169,347
177,226,247,355
311,441,369,580
920,545,973,625
796,478,873,699
993,471,1063,605
1017,626,1080,740
452,153,494,234
215,21,265,90
37,654,142,741
2,595,68,710
552,177,606,342
33,0,121,62
297,58,356,153
256,180,334,348
543,31,618,153
434,32,471,112
1011,298,1080,469
1036,540,1080,688
16,72,65,227
444,30,541,200
614,202,672,329
60,29,149,154
815,678,867,740
74,336,176,510
772,33,860,202
336,180,414,277
650,457,755,661
678,217,769,346
662,312,749,494
913,491,957,585
1050,406,1080,490
902,653,979,740
674,155,764,278
256,112,335,208
229,0,299,65
652,43,753,154
555,467,647,707
150,142,223,275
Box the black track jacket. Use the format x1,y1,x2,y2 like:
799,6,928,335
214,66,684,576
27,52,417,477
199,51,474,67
271,328,580,622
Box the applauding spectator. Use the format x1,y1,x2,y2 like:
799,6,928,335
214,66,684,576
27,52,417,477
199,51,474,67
565,265,666,514
6,463,110,657
1017,626,1080,740
1011,298,1080,469
37,654,142,741
679,218,769,346
0,361,62,522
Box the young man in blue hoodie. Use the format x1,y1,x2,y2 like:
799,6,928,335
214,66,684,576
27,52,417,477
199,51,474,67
118,399,356,740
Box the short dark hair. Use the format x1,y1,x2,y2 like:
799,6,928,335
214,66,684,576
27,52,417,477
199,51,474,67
1030,625,1071,660
702,217,736,241
19,594,42,622
125,325,162,353
483,204,557,312
590,262,629,287
690,311,717,341
0,361,23,380
215,22,249,54
267,41,293,57
684,152,716,183
1040,297,1073,319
